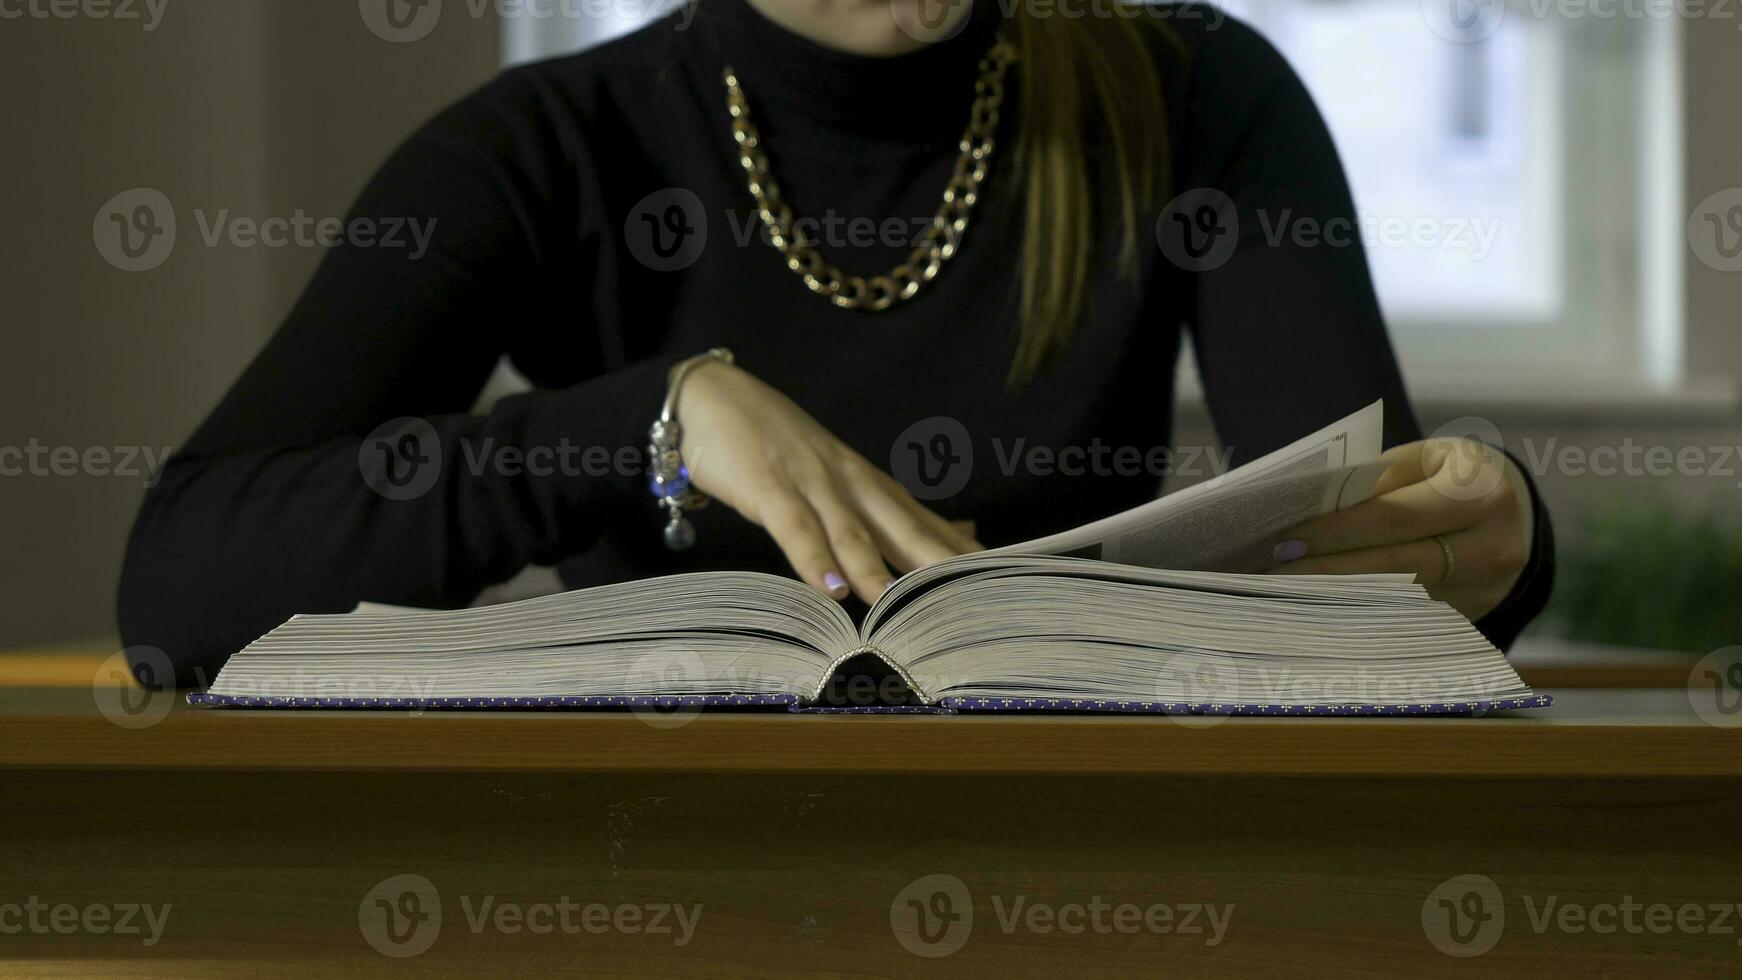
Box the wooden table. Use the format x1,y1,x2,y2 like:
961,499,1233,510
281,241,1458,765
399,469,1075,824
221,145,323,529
2,662,1740,976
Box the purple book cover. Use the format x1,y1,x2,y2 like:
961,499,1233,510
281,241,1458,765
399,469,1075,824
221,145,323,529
187,691,1553,715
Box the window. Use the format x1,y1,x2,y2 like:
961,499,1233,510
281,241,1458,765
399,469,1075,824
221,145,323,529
1218,0,1684,391
501,3,660,64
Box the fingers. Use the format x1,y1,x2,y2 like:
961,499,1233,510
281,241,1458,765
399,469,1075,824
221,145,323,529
1265,438,1530,622
1370,441,1430,497
807,489,900,604
1269,526,1518,604
1278,478,1478,559
755,491,852,600
849,472,983,571
1369,438,1496,497
856,495,959,573
897,480,983,554
745,447,979,604
927,509,985,553
1276,447,1511,559
1267,536,1449,583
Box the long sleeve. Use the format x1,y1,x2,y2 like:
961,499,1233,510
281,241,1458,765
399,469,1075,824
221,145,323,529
1169,18,1554,650
1480,448,1557,650
118,70,667,686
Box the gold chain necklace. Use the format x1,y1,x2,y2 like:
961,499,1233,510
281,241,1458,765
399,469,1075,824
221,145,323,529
722,38,1016,313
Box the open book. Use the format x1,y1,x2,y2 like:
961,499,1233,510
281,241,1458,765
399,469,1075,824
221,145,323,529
191,401,1549,715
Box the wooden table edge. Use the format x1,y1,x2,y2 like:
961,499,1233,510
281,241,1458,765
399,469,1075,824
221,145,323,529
4,714,1737,777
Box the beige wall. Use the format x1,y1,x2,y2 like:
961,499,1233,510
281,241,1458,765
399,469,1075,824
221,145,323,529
0,1,499,648
1684,19,1742,376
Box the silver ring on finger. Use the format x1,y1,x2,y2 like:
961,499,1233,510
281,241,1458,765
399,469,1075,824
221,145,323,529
1432,534,1456,587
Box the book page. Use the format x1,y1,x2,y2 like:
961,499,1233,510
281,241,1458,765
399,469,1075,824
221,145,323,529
980,399,1387,570
862,402,1390,637
206,572,857,701
871,563,1525,708
1099,459,1389,571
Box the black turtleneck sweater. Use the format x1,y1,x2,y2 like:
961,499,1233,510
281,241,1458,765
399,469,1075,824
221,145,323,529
119,0,1554,686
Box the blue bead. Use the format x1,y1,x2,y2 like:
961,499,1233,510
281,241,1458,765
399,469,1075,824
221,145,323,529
649,471,691,497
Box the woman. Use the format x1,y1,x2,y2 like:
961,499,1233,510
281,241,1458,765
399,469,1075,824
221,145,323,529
119,0,1553,686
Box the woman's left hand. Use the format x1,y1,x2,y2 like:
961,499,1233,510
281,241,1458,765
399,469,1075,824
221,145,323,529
1267,437,1535,621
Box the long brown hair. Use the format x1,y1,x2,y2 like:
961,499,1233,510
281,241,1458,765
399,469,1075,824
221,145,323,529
1007,7,1174,386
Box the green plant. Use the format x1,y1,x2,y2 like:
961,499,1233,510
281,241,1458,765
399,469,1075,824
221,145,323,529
1530,500,1742,652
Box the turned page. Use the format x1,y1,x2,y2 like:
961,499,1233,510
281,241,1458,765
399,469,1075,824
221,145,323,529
978,400,1389,572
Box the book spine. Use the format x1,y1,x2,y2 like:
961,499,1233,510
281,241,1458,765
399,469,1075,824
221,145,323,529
805,645,934,706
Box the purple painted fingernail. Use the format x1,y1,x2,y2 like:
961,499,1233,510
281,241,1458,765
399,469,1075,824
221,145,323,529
1273,539,1309,563
823,572,848,595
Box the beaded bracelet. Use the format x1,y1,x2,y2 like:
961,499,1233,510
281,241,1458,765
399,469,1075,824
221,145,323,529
648,348,733,551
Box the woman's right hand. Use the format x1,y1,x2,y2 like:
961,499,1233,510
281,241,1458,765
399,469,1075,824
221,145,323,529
673,360,983,603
